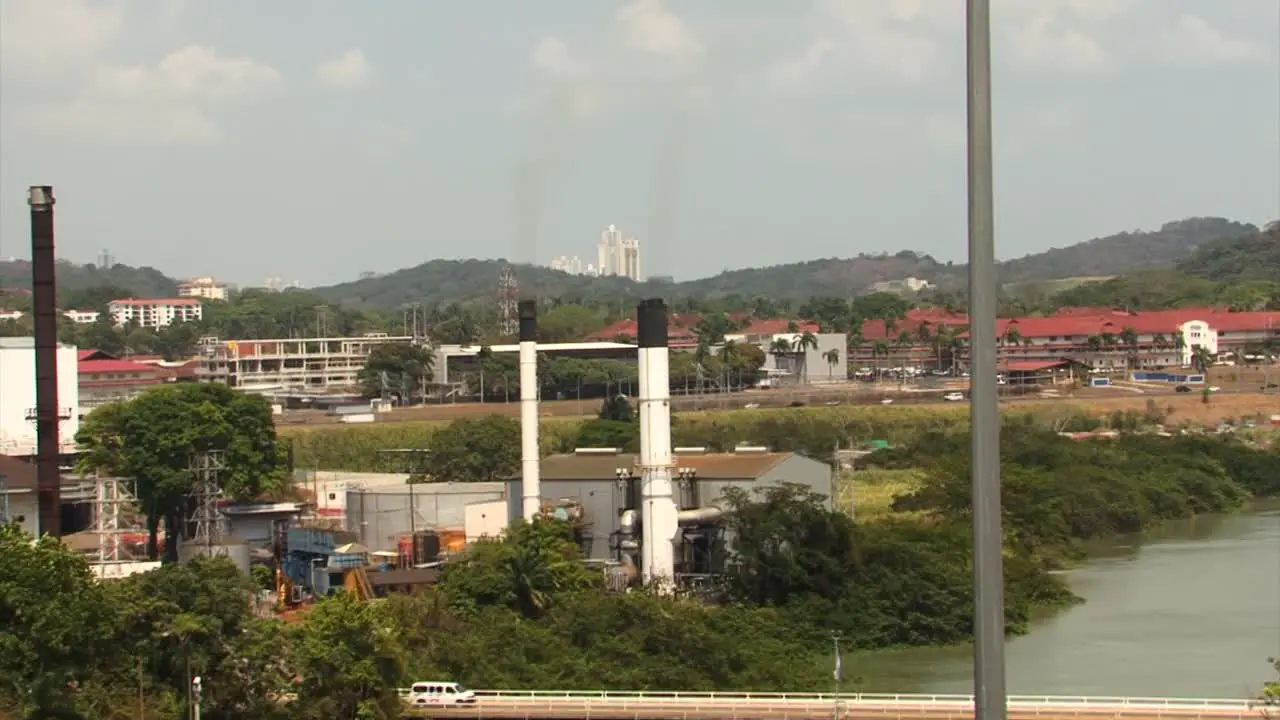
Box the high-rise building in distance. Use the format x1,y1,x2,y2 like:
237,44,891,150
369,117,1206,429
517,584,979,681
596,224,641,281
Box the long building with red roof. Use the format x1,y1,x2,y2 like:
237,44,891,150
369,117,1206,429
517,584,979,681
853,307,1277,372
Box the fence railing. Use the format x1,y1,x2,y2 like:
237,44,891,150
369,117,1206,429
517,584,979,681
397,689,1255,711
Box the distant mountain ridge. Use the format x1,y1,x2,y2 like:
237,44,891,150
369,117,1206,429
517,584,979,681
0,216,1259,309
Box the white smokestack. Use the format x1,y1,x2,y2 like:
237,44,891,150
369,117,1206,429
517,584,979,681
518,300,541,521
636,298,677,584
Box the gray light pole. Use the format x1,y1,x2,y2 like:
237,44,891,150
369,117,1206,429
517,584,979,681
966,1,1007,720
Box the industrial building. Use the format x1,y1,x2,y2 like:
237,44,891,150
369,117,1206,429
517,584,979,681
195,333,415,394
506,447,834,577
0,337,80,456
0,454,96,538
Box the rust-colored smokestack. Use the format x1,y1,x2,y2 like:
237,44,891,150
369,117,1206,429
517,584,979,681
29,185,61,538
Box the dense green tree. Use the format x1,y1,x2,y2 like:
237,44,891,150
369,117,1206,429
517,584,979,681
421,414,521,482
289,592,405,720
440,519,598,619
358,342,435,402
0,525,117,714
75,384,287,559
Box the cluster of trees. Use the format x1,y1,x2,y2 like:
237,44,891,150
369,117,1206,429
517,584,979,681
357,336,770,404
9,417,1279,718
75,383,288,560
13,376,1280,716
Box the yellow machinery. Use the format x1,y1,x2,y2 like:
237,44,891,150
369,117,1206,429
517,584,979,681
343,566,374,602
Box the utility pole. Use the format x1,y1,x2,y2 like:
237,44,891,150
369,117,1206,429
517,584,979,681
966,2,1007,720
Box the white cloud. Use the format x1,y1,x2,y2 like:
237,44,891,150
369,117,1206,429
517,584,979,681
530,37,592,79
1006,16,1109,72
1158,14,1269,66
766,0,1135,92
615,0,704,60
94,44,282,102
0,0,125,73
24,44,282,144
317,48,373,89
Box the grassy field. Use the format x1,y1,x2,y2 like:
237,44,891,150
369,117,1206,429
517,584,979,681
277,390,1280,438
834,469,926,523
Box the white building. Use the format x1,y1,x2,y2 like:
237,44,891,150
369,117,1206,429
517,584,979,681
596,224,641,281
63,310,100,324
550,255,586,275
0,338,80,456
108,298,202,328
177,277,229,301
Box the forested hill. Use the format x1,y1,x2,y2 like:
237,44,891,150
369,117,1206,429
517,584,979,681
0,216,1258,310
995,217,1257,284
1046,222,1279,311
0,260,177,300
312,216,1257,308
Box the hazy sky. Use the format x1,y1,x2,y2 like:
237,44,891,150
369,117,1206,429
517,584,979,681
0,0,1277,287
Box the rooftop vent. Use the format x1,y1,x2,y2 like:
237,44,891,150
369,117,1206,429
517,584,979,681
733,445,769,454
673,446,707,454
574,447,621,455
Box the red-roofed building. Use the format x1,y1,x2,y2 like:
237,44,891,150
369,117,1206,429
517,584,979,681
587,312,701,348
79,351,168,409
967,308,1279,372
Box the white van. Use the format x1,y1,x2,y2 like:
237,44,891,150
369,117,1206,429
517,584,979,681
408,682,477,706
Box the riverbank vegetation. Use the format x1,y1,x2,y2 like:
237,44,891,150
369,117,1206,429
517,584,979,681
7,418,1279,718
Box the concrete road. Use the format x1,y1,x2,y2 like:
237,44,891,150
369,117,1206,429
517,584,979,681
405,698,1255,720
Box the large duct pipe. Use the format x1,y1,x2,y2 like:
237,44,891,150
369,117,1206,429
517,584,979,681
29,186,61,538
518,300,541,521
636,298,677,584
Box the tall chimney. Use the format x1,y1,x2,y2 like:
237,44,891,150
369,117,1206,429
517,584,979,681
518,300,541,521
636,298,676,584
29,186,61,538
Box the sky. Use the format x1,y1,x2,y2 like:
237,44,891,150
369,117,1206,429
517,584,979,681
0,0,1277,288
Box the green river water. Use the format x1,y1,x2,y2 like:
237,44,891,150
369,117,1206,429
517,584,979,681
854,504,1280,699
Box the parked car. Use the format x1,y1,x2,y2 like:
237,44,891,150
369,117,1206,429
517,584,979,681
942,392,965,402
1175,385,1192,393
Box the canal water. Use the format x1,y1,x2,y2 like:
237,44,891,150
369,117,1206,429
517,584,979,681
854,505,1280,698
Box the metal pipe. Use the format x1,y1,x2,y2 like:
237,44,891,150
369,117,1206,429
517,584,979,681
518,300,541,521
636,299,676,584
966,2,1007,719
29,185,61,538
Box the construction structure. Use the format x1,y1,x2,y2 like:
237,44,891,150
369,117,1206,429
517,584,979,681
518,300,541,520
195,333,414,395
498,266,519,337
179,451,250,574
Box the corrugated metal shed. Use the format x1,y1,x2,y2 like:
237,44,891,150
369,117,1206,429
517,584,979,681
536,451,792,481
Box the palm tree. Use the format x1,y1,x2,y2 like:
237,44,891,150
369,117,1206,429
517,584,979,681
872,341,890,382
769,337,792,383
1191,346,1213,374
1119,327,1140,370
792,331,819,383
822,348,840,380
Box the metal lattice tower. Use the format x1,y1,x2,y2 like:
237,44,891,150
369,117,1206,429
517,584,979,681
93,474,137,563
189,451,226,548
498,265,519,337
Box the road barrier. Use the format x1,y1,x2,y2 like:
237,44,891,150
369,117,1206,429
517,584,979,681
399,690,1260,719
